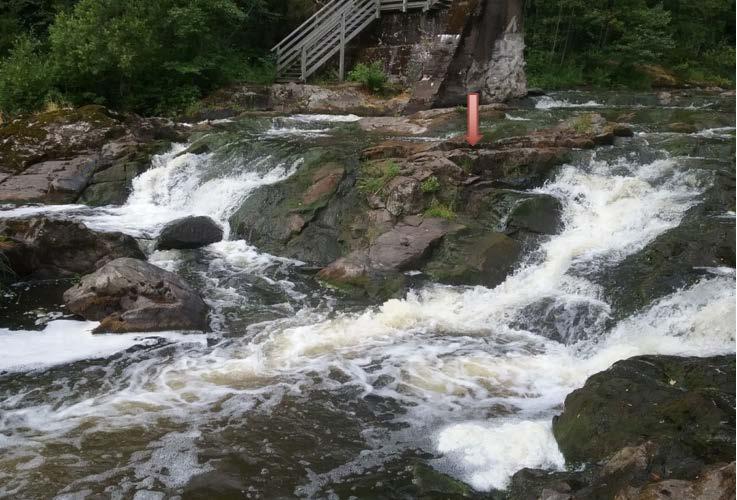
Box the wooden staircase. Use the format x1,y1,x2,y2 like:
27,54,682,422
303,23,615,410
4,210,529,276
272,0,451,82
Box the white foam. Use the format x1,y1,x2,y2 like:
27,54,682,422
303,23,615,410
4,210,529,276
0,320,208,373
436,420,564,491
535,96,603,109
289,114,361,123
504,113,531,121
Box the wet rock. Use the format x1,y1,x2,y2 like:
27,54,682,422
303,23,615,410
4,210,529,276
155,216,224,250
358,116,428,135
506,194,563,235
229,152,358,266
598,175,735,318
552,355,735,470
361,140,437,161
63,257,209,333
318,217,462,296
424,230,522,287
301,165,345,207
667,122,699,134
0,217,144,279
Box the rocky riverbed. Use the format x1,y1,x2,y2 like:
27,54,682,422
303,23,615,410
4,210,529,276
0,89,734,499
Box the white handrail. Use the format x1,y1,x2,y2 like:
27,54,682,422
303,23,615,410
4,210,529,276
274,0,445,81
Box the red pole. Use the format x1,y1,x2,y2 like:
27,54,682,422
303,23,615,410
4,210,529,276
465,92,483,146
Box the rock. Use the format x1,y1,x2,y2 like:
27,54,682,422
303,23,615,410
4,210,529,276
384,177,424,217
155,216,224,250
0,105,124,175
0,155,97,204
268,83,408,116
318,217,462,296
506,194,563,235
358,117,428,135
0,106,183,206
635,64,680,88
617,462,735,500
667,122,699,134
552,355,735,471
424,230,522,287
301,165,345,206
435,0,526,105
63,257,209,333
598,175,735,318
361,140,437,161
0,217,145,279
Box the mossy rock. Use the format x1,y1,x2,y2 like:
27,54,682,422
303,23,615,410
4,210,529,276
552,355,735,470
424,229,522,287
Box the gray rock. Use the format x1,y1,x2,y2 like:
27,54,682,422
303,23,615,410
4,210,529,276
0,155,98,204
63,258,209,333
506,194,563,235
156,216,224,250
0,217,144,279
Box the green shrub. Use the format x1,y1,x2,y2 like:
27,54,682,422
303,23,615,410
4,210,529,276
424,199,456,220
348,61,388,93
357,160,401,195
0,36,55,115
421,176,440,193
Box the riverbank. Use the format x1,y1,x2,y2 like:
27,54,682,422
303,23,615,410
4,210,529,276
0,89,734,498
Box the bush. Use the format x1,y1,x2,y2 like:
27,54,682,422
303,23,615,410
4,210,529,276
0,36,55,115
348,61,388,93
421,176,440,193
424,199,456,220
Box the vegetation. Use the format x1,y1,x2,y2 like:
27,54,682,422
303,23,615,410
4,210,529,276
357,160,401,195
0,0,288,116
420,176,441,194
0,0,733,115
525,0,735,89
424,199,456,220
348,61,389,94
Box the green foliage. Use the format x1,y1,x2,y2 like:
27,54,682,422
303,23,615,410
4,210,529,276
421,176,441,194
0,0,277,116
0,36,55,114
424,199,456,220
525,0,735,89
348,61,388,93
357,160,401,195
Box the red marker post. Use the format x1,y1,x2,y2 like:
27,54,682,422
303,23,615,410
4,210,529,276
465,92,483,146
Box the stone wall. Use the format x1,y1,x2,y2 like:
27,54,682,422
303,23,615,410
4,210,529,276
348,0,526,110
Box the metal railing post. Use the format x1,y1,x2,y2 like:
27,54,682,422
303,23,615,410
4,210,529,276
301,47,307,81
339,11,346,81
402,0,407,12
375,0,380,18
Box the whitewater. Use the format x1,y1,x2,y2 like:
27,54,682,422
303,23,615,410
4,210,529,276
0,92,734,498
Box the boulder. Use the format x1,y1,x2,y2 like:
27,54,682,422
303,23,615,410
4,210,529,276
506,194,563,235
424,230,522,287
357,117,428,135
0,155,98,204
63,257,209,333
155,216,224,250
0,217,144,279
552,355,735,471
318,217,462,296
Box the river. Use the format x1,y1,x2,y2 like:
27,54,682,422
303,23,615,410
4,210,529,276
0,90,734,498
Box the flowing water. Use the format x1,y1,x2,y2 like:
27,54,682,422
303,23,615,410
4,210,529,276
0,91,735,499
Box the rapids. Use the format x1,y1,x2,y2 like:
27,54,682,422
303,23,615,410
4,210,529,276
0,91,735,498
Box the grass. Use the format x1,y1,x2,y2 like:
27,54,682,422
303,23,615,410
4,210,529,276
421,175,440,193
571,113,593,134
357,160,401,195
424,199,456,220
